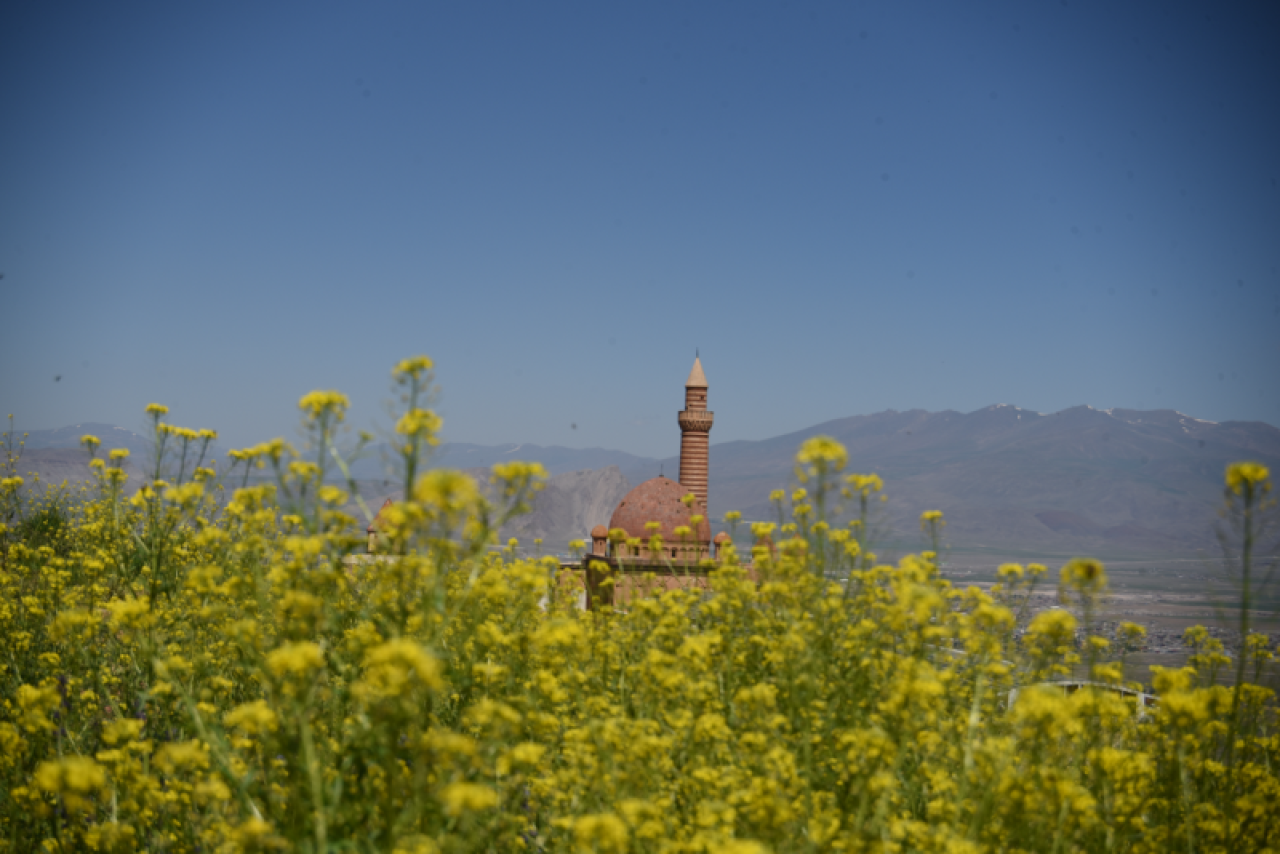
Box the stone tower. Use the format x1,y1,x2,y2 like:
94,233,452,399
677,356,714,511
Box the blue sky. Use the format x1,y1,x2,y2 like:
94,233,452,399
3,1,1277,459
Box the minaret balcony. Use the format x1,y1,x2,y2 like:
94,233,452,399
677,410,715,432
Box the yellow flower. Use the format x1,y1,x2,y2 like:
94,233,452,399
1150,665,1196,695
393,835,440,854
164,481,205,506
491,461,548,498
1093,662,1123,684
396,407,443,442
85,823,138,852
231,818,286,850
724,511,742,523
508,741,547,767
1025,609,1078,668
154,739,210,773
1028,608,1077,636
355,639,444,707
34,756,107,813
681,492,697,507
298,390,350,421
1119,621,1147,642
920,510,945,529
102,719,145,746
473,660,506,686
1226,461,1271,496
845,473,884,495
105,597,153,630
393,355,434,381
573,812,629,854
796,435,848,477
16,684,59,734
1061,557,1107,597
751,522,776,540
998,563,1024,579
708,843,769,854
108,448,129,460
144,403,169,416
81,434,100,451
413,470,481,513
224,700,279,736
318,485,348,505
439,781,498,816
266,641,326,679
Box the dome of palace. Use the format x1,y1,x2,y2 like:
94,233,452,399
608,476,711,543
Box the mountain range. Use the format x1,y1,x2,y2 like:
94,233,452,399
699,405,1280,558
10,406,1279,560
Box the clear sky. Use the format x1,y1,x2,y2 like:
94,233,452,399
3,1,1277,459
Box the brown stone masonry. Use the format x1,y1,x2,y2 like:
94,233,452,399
677,357,713,511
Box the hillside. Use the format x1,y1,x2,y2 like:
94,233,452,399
16,422,154,456
688,405,1280,558
344,467,631,556
6,448,149,491
13,405,1279,559
342,442,655,485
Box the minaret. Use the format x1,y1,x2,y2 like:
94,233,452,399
677,356,714,511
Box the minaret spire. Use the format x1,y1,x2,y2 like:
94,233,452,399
677,356,713,511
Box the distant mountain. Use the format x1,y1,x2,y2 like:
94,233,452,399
16,406,1278,559
8,422,205,494
5,448,150,495
342,466,631,556
683,405,1280,558
498,466,632,551
14,422,154,456
345,442,657,484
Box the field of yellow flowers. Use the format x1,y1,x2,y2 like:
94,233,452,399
1,357,1277,853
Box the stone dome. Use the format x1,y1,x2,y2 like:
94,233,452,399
590,524,608,538
608,476,711,543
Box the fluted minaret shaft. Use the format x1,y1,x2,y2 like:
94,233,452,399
677,358,713,511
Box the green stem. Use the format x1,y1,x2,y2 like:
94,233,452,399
300,716,329,853
1227,481,1254,770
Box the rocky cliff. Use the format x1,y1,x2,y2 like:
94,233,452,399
498,466,632,552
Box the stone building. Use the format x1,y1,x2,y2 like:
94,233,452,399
365,356,739,607
589,357,715,561
583,357,738,606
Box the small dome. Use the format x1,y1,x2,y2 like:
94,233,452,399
608,476,711,542
713,531,731,544
590,524,609,538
